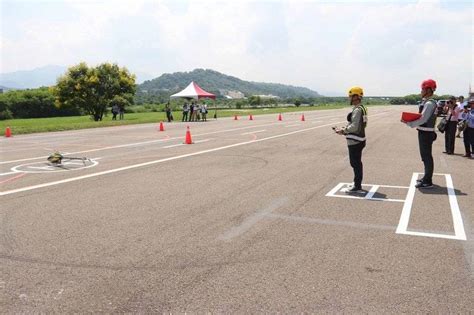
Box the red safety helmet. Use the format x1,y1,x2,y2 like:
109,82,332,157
421,79,437,91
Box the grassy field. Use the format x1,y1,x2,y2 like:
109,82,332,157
0,104,384,136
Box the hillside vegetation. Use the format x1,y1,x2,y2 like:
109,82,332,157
136,69,321,103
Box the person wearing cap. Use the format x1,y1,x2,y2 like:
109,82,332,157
443,96,462,154
460,98,474,158
401,79,438,189
334,86,368,193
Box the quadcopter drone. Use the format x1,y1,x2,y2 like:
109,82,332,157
47,152,90,166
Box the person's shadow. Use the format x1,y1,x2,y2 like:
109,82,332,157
371,192,389,200
418,184,467,196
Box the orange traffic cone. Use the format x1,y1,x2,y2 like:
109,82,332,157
184,126,193,144
301,114,305,121
234,115,238,120
249,114,253,120
5,127,11,137
158,121,165,131
278,113,282,121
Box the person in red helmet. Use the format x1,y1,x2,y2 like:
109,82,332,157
401,79,438,188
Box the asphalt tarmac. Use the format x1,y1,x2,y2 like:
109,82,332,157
1,105,473,312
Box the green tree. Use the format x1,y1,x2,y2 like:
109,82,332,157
437,94,452,100
54,62,136,121
248,95,262,106
390,97,405,105
0,87,81,119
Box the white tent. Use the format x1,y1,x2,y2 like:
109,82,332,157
170,81,216,100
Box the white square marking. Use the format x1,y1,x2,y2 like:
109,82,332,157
396,173,466,241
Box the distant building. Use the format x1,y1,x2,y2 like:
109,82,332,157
220,90,245,99
227,90,245,99
254,94,280,99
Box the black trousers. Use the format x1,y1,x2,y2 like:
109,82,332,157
444,121,457,153
464,127,474,154
182,112,188,122
418,131,437,184
348,141,366,189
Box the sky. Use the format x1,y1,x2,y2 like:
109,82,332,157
1,0,472,96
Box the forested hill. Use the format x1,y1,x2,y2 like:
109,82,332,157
137,69,320,102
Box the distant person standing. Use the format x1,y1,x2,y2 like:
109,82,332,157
165,102,172,123
461,98,474,158
111,104,119,120
201,103,208,121
195,104,200,121
456,96,466,138
401,79,438,189
119,104,125,120
189,102,195,122
334,86,368,193
443,96,461,154
182,102,189,122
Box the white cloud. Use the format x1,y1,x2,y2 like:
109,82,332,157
1,0,472,95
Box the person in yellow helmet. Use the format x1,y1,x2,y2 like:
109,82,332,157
334,86,368,193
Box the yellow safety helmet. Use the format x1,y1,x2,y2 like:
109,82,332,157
348,86,364,97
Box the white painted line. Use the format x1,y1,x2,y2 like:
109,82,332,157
11,159,99,174
445,174,466,240
163,143,185,149
0,123,280,165
194,139,212,143
0,108,378,142
365,185,380,199
377,184,410,189
0,138,173,165
27,166,57,170
1,123,293,164
0,111,390,165
399,230,460,240
163,138,211,148
396,173,466,241
326,183,406,203
370,197,405,202
241,130,266,135
63,161,86,166
0,120,355,196
395,173,419,234
0,171,18,176
325,182,346,197
218,197,288,241
327,193,405,203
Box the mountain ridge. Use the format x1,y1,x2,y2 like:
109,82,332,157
138,69,321,100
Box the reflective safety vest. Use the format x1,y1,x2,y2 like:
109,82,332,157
418,99,437,132
361,104,368,127
345,105,367,142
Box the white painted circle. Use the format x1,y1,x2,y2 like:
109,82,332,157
11,159,99,174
